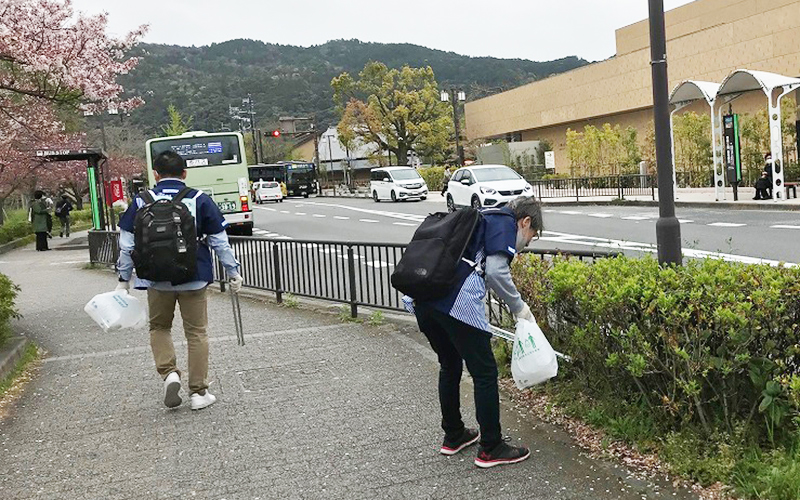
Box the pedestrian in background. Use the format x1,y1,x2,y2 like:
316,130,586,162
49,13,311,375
31,191,50,251
763,153,774,199
116,151,243,411
55,194,73,237
441,166,452,196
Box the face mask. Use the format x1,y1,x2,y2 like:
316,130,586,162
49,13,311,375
515,230,529,253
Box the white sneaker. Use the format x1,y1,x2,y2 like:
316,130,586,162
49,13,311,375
163,372,182,408
190,390,217,410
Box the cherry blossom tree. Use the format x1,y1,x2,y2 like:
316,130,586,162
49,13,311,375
0,0,146,221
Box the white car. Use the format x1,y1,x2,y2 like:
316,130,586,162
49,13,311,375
253,180,283,203
370,166,428,202
446,165,533,211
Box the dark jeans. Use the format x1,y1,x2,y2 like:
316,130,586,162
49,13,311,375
414,303,501,449
35,232,49,251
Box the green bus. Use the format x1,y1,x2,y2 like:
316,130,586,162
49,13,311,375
145,131,254,235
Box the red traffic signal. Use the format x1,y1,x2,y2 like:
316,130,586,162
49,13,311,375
271,130,281,137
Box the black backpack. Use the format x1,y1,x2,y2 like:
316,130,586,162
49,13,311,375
391,208,481,301
132,187,198,285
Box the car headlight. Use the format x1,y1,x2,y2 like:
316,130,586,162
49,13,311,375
524,184,533,191
480,186,497,195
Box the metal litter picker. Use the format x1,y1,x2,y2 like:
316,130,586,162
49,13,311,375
230,282,244,346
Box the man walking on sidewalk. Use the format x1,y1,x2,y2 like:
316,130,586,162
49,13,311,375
404,196,543,468
116,151,243,410
55,194,73,237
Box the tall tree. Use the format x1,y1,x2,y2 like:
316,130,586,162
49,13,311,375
331,62,451,166
161,104,192,136
0,0,145,218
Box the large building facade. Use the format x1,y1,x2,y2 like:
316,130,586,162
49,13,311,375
465,0,800,174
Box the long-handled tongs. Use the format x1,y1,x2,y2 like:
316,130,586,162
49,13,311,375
230,283,244,346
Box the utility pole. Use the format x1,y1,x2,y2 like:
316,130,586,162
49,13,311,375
246,94,257,164
441,89,466,166
649,0,682,266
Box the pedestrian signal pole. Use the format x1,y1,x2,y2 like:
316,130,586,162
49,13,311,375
649,0,682,266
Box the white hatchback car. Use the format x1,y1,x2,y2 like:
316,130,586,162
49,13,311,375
253,180,283,204
370,166,428,202
446,165,533,211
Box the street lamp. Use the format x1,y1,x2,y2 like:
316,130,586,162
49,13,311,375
441,88,466,166
649,0,682,265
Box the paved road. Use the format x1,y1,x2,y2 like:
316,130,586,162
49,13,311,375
0,243,698,499
252,195,798,265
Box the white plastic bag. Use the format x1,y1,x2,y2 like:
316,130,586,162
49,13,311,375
511,318,558,389
84,291,147,333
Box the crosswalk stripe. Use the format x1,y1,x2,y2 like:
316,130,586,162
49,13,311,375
312,214,326,218
359,219,379,223
771,225,800,229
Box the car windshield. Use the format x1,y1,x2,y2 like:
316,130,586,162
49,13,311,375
472,167,522,182
390,169,421,181
263,182,278,188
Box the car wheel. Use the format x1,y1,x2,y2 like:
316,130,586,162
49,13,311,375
303,193,309,198
420,196,427,201
279,199,283,203
471,196,482,209
391,191,398,202
446,194,456,213
373,190,380,203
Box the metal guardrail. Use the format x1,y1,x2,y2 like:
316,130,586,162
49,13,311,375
527,174,655,201
87,230,620,320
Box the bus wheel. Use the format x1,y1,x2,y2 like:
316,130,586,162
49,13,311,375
303,192,309,198
241,225,253,236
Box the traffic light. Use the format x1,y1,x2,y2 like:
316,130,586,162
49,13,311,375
271,130,281,138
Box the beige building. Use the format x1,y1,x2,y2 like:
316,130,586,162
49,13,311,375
465,0,800,174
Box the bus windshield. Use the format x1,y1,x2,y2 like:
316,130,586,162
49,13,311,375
286,163,314,184
149,135,242,168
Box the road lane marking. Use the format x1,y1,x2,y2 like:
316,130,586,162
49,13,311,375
253,206,277,212
538,230,795,268
558,210,582,215
280,211,290,214
621,216,651,220
312,214,326,218
587,213,613,218
708,222,746,227
295,212,307,216
678,220,694,224
359,219,379,223
771,225,800,229
365,260,391,268
333,216,350,220
393,222,417,227
301,201,425,222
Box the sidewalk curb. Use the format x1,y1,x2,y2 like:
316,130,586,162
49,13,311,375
0,336,30,382
0,235,35,255
542,199,800,211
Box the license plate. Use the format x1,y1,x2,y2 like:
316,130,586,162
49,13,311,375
217,201,236,211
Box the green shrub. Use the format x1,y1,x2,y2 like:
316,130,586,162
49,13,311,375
0,273,20,348
419,166,445,191
513,255,800,440
508,254,800,495
0,219,33,245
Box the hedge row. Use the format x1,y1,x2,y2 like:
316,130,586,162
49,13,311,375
511,255,800,443
0,273,20,348
0,209,92,245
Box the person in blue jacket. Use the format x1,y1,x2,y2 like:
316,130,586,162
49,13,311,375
116,151,243,411
405,196,543,468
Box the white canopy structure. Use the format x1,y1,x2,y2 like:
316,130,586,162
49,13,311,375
669,81,721,200
714,70,800,201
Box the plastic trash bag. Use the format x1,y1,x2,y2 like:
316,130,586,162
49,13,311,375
84,291,147,333
511,317,558,389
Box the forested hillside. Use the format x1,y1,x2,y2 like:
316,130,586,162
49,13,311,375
119,39,589,135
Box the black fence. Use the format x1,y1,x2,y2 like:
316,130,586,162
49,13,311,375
88,230,620,319
527,174,655,201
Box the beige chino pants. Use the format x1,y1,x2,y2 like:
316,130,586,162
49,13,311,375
147,287,209,394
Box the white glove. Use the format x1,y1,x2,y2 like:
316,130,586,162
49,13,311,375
229,275,243,293
514,302,534,323
115,280,130,293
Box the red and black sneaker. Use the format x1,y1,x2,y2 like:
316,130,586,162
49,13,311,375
440,428,480,456
474,439,531,468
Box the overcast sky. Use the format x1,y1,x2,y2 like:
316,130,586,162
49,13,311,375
71,0,695,62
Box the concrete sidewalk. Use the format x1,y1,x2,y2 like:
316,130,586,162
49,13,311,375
0,241,698,499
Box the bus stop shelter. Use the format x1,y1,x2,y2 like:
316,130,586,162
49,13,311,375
35,148,112,230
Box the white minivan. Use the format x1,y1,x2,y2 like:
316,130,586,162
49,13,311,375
370,166,428,202
253,180,283,204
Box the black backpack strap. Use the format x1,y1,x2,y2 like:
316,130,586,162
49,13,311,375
139,190,155,205
172,187,194,204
